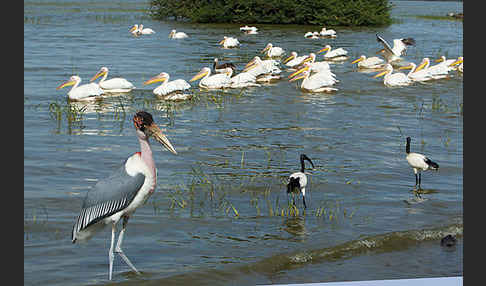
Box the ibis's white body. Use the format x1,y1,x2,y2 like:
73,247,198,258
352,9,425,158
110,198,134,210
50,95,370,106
289,172,308,196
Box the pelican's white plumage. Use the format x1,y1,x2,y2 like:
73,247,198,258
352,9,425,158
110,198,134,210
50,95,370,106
373,64,412,87
261,43,285,58
190,67,231,89
57,75,104,101
319,27,337,37
283,52,309,68
143,72,191,101
289,64,338,93
228,70,260,88
130,24,155,36
301,53,331,71
169,29,188,39
138,24,155,35
398,63,438,82
304,31,314,38
351,55,386,69
243,56,282,82
417,57,455,77
219,36,240,48
91,67,135,93
318,44,348,61
240,25,258,34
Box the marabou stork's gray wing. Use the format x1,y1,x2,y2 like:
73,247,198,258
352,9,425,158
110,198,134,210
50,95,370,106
73,162,145,233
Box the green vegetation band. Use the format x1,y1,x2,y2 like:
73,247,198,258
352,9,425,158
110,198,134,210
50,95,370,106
149,0,392,26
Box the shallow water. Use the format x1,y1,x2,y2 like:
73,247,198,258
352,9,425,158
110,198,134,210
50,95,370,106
24,0,463,285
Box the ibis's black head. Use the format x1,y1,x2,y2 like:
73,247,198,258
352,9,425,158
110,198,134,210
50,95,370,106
406,137,411,154
299,154,315,172
133,111,154,133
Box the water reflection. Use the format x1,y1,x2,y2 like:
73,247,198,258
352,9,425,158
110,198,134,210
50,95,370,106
282,216,308,238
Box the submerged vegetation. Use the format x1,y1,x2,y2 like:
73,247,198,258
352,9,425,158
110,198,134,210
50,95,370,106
149,0,392,26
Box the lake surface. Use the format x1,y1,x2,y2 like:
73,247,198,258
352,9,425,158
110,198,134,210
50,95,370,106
24,1,463,285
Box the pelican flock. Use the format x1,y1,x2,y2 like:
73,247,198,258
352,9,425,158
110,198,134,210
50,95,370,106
57,19,463,281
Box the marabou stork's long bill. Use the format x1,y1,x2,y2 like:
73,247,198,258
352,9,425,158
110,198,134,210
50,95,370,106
405,137,439,191
71,111,177,280
287,154,315,209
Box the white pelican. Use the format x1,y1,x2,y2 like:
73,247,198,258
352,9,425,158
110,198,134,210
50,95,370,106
287,154,315,209
129,24,155,36
289,64,338,93
57,75,104,101
398,63,438,82
416,57,456,76
319,27,337,37
449,56,463,73
376,33,415,63
189,67,231,89
169,29,188,39
138,24,155,35
213,58,237,74
435,56,457,68
298,53,331,71
261,43,285,58
405,136,439,191
351,55,386,69
219,36,239,49
304,31,314,38
243,56,282,82
240,25,257,31
318,44,348,61
240,25,258,34
245,27,258,35
228,69,261,88
283,52,309,68
373,64,412,87
90,67,135,93
143,72,191,101
304,31,319,39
